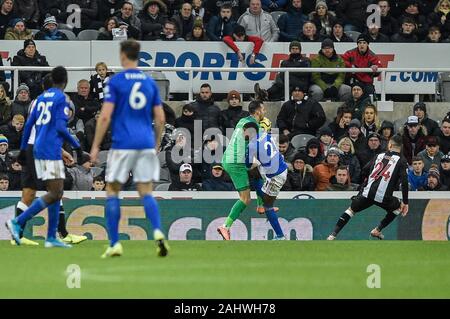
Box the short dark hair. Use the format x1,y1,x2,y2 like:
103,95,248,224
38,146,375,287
390,134,403,148
120,40,140,61
412,156,423,163
165,20,176,29
122,1,133,9
200,83,211,90
248,100,263,115
337,165,349,172
43,73,53,90
0,173,9,181
279,134,289,145
221,3,232,10
93,175,105,183
243,121,259,131
51,66,67,86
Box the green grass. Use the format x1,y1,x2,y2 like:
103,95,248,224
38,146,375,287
1,240,450,298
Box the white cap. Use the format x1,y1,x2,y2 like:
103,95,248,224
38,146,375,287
179,163,192,173
407,115,419,125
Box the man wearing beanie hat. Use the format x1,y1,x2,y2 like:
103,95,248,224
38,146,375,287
11,39,49,99
310,38,351,102
282,152,315,191
413,102,439,136
329,19,353,42
346,118,366,155
254,39,311,101
342,30,382,96
418,135,444,171
4,18,33,40
220,89,249,132
313,145,340,190
277,0,308,42
223,24,264,65
35,15,68,41
440,153,450,189
420,164,448,191
11,83,30,119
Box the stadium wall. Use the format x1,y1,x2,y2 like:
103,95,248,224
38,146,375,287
1,41,449,94
0,192,448,241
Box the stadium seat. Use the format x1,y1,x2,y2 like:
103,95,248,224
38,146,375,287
90,167,104,177
345,31,360,42
96,150,109,167
270,11,286,24
59,29,77,40
290,134,315,150
155,183,171,191
77,29,100,41
30,29,39,36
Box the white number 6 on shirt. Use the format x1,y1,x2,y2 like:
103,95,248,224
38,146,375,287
129,82,146,110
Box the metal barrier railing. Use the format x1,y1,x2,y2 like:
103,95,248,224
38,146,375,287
2,66,450,102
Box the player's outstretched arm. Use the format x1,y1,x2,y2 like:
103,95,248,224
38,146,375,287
90,102,114,163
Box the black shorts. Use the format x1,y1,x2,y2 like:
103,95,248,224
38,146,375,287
350,195,401,214
20,145,45,190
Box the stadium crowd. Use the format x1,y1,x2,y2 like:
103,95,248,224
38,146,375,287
0,0,449,192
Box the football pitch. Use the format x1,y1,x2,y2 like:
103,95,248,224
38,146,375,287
1,240,449,299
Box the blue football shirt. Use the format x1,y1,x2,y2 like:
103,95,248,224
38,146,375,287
104,69,162,150
21,88,79,160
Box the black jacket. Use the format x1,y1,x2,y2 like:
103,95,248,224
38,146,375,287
71,94,101,124
139,11,167,40
336,0,368,30
202,177,234,191
420,116,439,136
0,123,22,150
11,100,30,119
174,114,195,138
282,166,315,191
189,98,221,133
379,14,399,36
275,55,311,92
11,49,49,99
168,179,201,191
437,130,450,154
206,15,236,41
220,105,249,133
276,97,326,137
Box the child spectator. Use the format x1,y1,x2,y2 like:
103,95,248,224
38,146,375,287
90,62,114,102
0,174,9,191
408,156,428,190
92,175,106,191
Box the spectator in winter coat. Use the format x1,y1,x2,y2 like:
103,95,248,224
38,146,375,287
276,86,326,139
408,156,428,191
72,79,101,124
0,114,24,150
202,163,234,191
0,135,12,175
206,3,236,41
97,17,121,40
237,0,279,41
419,164,448,191
343,82,372,120
97,0,125,28
328,106,352,141
440,153,450,188
337,137,361,183
281,152,315,191
318,126,337,156
173,2,195,39
67,152,95,191
139,0,167,40
34,15,68,40
220,90,249,133
277,0,308,42
175,104,196,143
362,23,391,43
300,137,324,167
345,118,367,155
4,18,33,40
278,134,296,164
401,115,428,165
308,1,337,36
326,165,359,191
0,0,16,39
341,34,382,96
378,120,395,150
114,1,141,39
158,20,178,40
185,18,209,40
391,17,419,42
169,163,202,191
422,25,449,42
329,19,353,42
254,41,311,101
298,21,325,42
427,0,450,39
438,116,450,154
377,0,399,37
310,38,351,102
11,39,50,99
11,84,31,119
360,104,380,138
413,102,439,136
223,24,264,64
399,0,429,41
89,62,114,102
188,83,221,133
357,132,384,166
261,0,287,12
418,135,444,171
313,146,340,190
0,82,12,126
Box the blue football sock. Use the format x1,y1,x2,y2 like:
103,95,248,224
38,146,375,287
143,195,161,232
15,198,47,228
265,206,284,238
106,196,121,247
47,202,60,240
252,178,264,198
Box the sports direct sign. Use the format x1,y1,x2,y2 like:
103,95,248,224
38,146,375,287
1,41,448,94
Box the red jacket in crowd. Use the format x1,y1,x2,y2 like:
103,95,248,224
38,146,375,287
342,48,382,85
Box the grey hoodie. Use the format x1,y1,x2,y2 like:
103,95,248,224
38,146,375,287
237,8,279,42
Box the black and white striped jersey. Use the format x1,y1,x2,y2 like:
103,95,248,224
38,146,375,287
361,151,409,204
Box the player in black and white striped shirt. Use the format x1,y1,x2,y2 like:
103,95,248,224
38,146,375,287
327,134,409,240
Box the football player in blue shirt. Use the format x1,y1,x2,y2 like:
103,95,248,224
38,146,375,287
90,40,168,258
6,66,82,248
245,121,288,240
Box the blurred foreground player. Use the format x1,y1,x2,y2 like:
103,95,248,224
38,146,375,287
90,40,169,258
6,66,83,248
327,134,409,240
13,74,87,245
